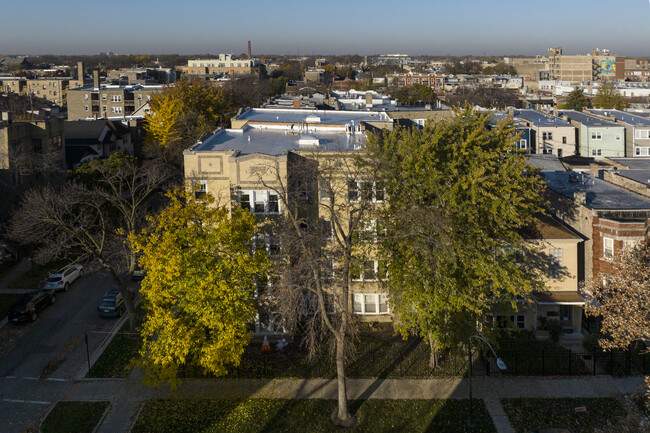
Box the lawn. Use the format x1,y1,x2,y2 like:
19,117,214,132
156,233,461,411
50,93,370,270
86,320,141,378
132,398,496,433
181,326,466,379
501,398,624,433
0,293,23,319
41,401,109,433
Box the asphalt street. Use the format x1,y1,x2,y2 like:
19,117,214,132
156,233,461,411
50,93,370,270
0,271,124,433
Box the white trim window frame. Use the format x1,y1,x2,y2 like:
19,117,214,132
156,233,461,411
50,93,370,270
591,131,602,140
239,190,280,215
348,181,385,203
353,293,389,314
603,236,614,259
495,314,525,330
193,180,207,199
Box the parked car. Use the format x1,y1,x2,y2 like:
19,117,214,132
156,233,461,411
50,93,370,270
131,266,145,281
97,290,124,318
44,264,83,292
8,290,56,322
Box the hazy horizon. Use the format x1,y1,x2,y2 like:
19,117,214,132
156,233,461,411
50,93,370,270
4,0,650,57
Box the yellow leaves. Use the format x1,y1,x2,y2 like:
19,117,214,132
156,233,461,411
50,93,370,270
145,94,183,147
131,185,269,386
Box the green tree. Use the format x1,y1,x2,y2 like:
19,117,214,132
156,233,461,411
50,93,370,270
593,82,626,110
145,77,230,165
365,108,547,367
565,87,591,111
130,186,269,386
393,83,437,105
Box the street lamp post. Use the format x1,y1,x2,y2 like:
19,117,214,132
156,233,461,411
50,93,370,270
467,328,507,427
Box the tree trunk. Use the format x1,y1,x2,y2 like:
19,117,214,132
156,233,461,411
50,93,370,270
120,283,137,333
427,332,439,371
333,334,352,426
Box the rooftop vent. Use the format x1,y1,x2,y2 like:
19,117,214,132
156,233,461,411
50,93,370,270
305,115,321,123
298,134,319,148
569,174,581,183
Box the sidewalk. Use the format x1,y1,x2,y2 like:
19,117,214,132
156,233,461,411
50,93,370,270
61,372,644,433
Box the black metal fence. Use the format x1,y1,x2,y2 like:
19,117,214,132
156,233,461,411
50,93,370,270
227,339,650,379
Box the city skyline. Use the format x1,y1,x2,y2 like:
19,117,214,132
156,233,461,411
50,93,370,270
3,0,650,56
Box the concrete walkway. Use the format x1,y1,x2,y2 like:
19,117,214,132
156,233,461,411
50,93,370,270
59,372,644,433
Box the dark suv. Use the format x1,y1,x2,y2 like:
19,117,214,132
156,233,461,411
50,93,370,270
97,290,124,318
8,290,56,322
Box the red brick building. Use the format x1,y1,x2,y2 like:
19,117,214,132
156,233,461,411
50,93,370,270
390,73,445,91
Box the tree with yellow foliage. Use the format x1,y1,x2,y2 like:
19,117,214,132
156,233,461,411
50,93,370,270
145,77,230,165
130,186,269,386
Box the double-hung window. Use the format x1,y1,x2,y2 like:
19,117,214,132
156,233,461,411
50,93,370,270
353,294,389,314
348,181,385,203
351,260,387,281
548,248,562,278
193,180,207,199
603,237,614,259
591,131,602,140
240,190,280,215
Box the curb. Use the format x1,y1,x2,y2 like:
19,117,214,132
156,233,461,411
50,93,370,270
75,313,130,381
92,401,112,433
127,401,146,433
75,294,141,381
37,401,57,433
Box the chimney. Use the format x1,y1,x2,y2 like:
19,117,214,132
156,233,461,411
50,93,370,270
248,41,252,60
2,111,11,123
93,70,100,89
293,98,300,109
77,61,84,84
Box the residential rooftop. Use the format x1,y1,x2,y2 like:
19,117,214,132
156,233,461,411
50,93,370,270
615,170,650,187
513,109,573,127
543,170,650,210
526,154,566,172
189,127,365,156
609,158,650,170
559,110,620,128
69,84,164,91
488,110,528,128
588,109,650,127
236,108,392,126
523,214,582,240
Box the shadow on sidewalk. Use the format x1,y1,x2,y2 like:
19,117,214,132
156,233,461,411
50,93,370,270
349,338,421,415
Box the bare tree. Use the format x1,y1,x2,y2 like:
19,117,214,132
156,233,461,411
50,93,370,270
252,148,380,426
9,154,171,331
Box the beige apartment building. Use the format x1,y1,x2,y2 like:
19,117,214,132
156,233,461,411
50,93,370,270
67,72,162,120
0,77,70,106
0,112,65,187
521,215,584,335
184,108,393,333
184,108,587,337
185,54,263,77
548,47,615,84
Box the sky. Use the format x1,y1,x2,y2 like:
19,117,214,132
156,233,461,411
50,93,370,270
2,0,650,56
